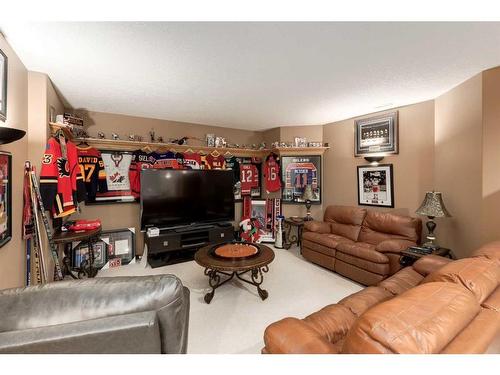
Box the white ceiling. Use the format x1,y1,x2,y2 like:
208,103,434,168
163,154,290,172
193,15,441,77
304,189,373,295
2,22,500,130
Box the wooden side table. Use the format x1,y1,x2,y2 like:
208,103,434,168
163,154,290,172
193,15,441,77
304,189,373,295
399,246,454,267
53,227,102,279
283,217,305,250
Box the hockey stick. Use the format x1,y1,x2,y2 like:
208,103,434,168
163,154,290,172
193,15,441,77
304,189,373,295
29,168,48,283
30,167,63,281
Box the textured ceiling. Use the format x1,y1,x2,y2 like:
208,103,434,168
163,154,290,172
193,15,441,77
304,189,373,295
2,22,500,130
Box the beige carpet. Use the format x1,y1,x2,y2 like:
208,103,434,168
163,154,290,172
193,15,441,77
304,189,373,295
97,245,363,354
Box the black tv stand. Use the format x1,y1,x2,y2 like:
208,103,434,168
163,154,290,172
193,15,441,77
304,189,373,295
145,222,234,268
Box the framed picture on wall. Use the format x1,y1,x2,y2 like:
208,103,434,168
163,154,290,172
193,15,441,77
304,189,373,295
92,150,136,204
357,164,394,208
0,152,11,247
354,111,398,156
0,48,7,122
249,199,275,243
280,155,321,204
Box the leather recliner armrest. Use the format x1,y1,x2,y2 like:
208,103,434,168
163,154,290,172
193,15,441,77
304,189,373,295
303,221,331,234
375,239,416,253
413,255,453,276
263,317,337,354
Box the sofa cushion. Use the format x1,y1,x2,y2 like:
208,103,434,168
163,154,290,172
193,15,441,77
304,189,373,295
302,232,352,252
338,286,393,317
334,259,386,286
412,255,452,276
341,282,480,354
324,206,367,241
481,286,499,312
358,210,421,245
423,257,499,304
303,220,332,234
378,266,424,295
336,242,389,264
335,252,390,275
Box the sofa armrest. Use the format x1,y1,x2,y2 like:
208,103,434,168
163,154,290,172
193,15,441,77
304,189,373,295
303,221,331,234
263,317,337,354
0,310,161,354
413,255,453,276
375,239,415,254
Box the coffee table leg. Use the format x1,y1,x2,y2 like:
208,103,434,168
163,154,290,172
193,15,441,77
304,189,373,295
236,265,270,300
203,268,234,304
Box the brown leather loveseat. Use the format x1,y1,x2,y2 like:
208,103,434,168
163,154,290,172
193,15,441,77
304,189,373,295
263,242,500,354
302,205,422,285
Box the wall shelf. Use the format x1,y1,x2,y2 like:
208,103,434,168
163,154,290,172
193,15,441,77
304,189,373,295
72,137,330,157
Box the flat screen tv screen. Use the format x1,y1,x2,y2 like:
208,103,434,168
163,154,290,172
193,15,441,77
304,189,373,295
140,169,235,229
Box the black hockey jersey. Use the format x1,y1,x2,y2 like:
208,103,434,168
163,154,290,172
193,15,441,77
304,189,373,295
76,146,108,201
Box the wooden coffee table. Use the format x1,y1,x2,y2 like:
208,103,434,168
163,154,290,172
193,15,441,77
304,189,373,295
194,243,275,304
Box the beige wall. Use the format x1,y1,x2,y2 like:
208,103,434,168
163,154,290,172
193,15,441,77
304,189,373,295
434,74,483,258
481,68,500,246
322,101,435,220
0,35,29,289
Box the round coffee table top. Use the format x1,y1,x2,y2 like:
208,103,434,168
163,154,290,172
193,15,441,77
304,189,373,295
195,242,275,272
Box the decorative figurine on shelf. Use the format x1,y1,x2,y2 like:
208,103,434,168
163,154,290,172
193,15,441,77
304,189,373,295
128,134,135,141
215,137,226,148
259,142,267,150
171,136,189,145
97,132,105,139
206,134,216,147
149,129,155,142
239,217,261,243
111,133,120,140
157,136,164,143
136,135,143,142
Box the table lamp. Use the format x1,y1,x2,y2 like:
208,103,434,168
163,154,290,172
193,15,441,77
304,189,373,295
415,191,451,250
302,185,314,221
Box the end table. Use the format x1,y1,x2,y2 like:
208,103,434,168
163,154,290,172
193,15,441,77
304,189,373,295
283,217,305,250
399,246,454,267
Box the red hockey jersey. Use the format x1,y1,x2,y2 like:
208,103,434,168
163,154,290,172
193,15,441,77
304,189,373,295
40,137,85,218
129,150,156,198
240,164,259,195
205,154,226,170
183,152,202,169
77,146,108,201
264,155,281,193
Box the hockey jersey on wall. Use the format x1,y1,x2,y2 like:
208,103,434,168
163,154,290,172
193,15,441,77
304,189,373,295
129,149,156,198
183,152,202,169
101,152,133,191
205,154,226,170
77,146,108,201
40,137,85,218
263,154,282,193
240,163,259,196
152,151,181,169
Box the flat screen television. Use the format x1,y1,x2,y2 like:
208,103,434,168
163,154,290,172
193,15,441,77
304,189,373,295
140,169,235,230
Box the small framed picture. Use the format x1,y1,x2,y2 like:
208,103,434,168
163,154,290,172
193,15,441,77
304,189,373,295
0,48,7,122
215,136,226,148
99,228,135,265
0,152,11,247
206,134,216,147
250,199,274,243
355,111,398,156
294,137,308,147
307,141,322,147
357,164,394,207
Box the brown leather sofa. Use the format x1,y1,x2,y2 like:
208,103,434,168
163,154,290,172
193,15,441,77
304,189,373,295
263,242,500,354
302,205,422,285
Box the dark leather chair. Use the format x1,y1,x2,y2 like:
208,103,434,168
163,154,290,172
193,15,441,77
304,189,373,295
0,275,190,353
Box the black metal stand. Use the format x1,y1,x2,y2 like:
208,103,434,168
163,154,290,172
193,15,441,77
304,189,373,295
283,219,304,250
203,266,270,304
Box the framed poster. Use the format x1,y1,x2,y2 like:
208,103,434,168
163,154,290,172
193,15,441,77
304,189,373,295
0,48,7,122
249,199,277,243
93,150,136,204
71,240,107,270
0,152,11,247
281,155,321,204
357,164,394,208
99,228,135,265
355,111,398,156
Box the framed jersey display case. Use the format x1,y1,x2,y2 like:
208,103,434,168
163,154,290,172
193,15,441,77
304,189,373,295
0,152,11,248
281,155,321,204
93,150,135,204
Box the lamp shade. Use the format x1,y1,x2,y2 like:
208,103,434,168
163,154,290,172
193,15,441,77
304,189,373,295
0,127,26,145
415,191,451,218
